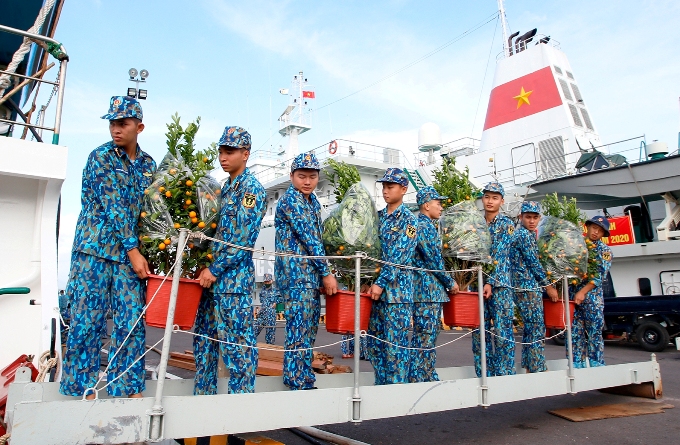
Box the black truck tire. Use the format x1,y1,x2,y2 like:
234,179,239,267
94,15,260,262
635,321,670,352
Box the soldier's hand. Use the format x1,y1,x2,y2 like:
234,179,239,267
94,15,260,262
449,282,460,296
322,274,338,296
546,285,559,302
198,268,217,288
369,284,383,301
574,290,586,305
128,248,150,279
483,284,492,300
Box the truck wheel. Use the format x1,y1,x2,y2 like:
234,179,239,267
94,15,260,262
635,322,670,352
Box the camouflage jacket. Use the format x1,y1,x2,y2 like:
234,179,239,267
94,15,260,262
413,213,455,303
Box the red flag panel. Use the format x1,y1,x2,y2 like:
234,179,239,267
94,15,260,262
483,66,562,130
302,91,315,99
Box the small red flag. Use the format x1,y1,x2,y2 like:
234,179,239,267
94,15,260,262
482,66,562,130
302,91,315,99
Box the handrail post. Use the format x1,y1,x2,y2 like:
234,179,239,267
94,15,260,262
147,229,187,441
563,275,575,394
52,59,67,145
477,266,488,406
351,252,362,422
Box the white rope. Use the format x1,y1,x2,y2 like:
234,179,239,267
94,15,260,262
36,350,58,383
0,0,57,95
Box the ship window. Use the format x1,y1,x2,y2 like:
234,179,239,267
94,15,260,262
571,83,583,102
554,65,563,75
568,104,583,127
537,136,566,179
638,278,652,296
566,71,574,79
580,108,594,131
558,79,573,101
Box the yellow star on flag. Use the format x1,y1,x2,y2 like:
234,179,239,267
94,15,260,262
513,87,533,108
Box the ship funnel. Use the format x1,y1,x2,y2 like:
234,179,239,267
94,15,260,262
418,122,442,152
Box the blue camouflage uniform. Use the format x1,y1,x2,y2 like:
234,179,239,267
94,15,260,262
409,187,456,383
255,274,282,344
61,96,155,397
569,216,612,368
275,152,331,390
472,182,516,377
510,201,551,373
340,335,367,359
367,168,418,385
193,127,266,395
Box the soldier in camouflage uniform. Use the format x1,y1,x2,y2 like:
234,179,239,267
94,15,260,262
569,216,612,368
255,273,281,344
367,168,418,385
510,201,558,373
194,126,266,394
275,152,338,390
409,187,459,383
472,182,516,377
60,96,155,399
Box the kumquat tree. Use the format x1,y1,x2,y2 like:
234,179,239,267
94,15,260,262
139,114,222,277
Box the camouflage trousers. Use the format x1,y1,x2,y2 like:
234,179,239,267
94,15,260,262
283,288,320,390
367,300,412,385
569,292,605,368
472,287,515,377
409,302,443,383
60,252,145,397
340,334,367,358
514,291,547,373
193,291,218,395
255,303,277,345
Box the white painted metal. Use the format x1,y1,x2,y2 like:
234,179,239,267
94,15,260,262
418,122,442,152
609,240,680,296
6,357,660,444
0,137,67,369
646,141,668,157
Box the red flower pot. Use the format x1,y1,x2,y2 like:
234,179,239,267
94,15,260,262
543,298,576,329
146,274,203,330
324,289,373,335
442,291,480,328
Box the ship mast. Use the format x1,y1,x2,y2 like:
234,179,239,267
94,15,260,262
498,0,510,57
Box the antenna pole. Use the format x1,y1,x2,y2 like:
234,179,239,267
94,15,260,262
498,0,510,57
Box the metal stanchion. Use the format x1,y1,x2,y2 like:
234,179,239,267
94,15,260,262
563,275,575,394
148,229,187,441
351,253,362,422
477,266,488,406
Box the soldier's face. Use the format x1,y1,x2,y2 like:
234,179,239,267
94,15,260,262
109,118,143,147
586,223,605,241
290,169,319,196
218,147,249,173
482,192,503,213
381,182,407,204
421,199,443,219
521,212,541,231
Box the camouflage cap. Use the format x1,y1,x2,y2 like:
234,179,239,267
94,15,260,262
483,181,505,197
417,186,447,206
101,96,143,121
218,126,251,150
291,152,321,172
377,168,408,187
586,215,610,237
520,201,541,214
263,273,273,282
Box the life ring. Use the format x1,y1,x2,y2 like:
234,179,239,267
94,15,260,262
328,140,338,155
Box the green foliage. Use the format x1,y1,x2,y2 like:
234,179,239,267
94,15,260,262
324,158,361,203
431,157,479,210
541,192,586,225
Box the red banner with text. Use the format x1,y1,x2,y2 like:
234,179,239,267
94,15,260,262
583,215,635,246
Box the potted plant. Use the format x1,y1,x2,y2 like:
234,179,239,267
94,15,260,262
430,157,491,328
139,114,221,329
321,159,381,334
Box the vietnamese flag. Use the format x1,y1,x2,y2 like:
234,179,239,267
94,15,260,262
302,91,315,99
483,66,562,130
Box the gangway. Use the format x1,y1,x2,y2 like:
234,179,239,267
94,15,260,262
3,230,662,444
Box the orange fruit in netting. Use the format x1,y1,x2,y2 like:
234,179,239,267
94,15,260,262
189,211,197,218
207,253,213,260
158,243,166,250
185,199,192,205
188,243,194,249
211,223,217,229
164,238,171,245
191,217,198,224
174,223,180,229
443,243,449,249
339,245,345,251
215,189,221,194
165,191,172,198
140,211,147,218
186,191,192,196
203,157,209,163
198,221,206,228
159,186,165,193
186,180,193,187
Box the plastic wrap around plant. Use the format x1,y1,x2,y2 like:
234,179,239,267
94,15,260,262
322,183,381,279
537,216,588,278
440,201,492,262
139,114,220,277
